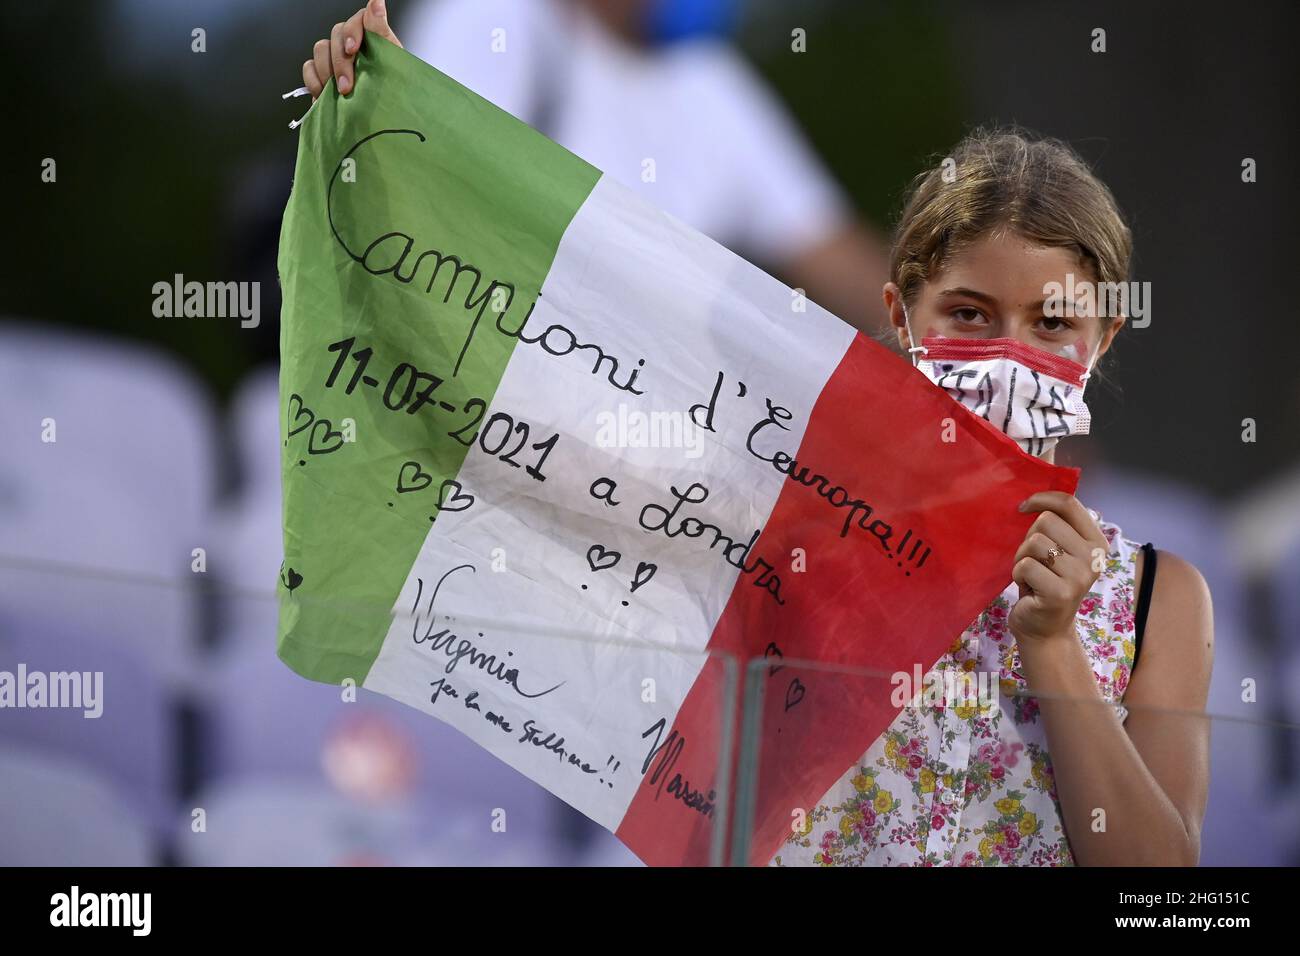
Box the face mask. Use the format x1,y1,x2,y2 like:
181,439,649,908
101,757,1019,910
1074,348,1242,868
900,301,1100,458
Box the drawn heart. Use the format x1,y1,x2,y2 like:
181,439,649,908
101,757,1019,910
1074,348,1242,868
629,561,657,593
586,544,621,572
435,479,475,513
308,418,344,455
764,641,785,676
276,561,301,590
396,461,433,494
287,393,315,437
784,677,806,712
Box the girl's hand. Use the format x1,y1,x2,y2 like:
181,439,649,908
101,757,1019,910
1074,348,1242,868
1008,491,1110,645
302,0,402,103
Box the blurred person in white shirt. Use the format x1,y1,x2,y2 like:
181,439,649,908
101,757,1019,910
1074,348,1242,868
304,0,891,333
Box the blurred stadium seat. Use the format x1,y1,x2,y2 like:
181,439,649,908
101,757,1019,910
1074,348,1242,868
0,322,219,691
0,745,155,866
195,628,578,864
0,610,177,837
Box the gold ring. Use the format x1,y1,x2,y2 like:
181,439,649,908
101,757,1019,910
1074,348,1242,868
1044,545,1063,569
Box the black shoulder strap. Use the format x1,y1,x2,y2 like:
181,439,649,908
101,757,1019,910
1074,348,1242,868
1133,542,1158,670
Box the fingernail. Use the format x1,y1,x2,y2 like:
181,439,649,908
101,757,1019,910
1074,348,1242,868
338,74,350,94
345,37,357,54
1017,500,1028,512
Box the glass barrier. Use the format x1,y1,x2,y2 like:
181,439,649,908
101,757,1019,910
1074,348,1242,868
2,553,1295,867
732,653,1299,867
0,555,737,866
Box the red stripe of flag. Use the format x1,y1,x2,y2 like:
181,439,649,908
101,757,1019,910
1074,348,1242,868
616,334,1077,866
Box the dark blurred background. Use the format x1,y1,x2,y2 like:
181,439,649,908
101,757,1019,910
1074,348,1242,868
2,0,1298,866
7,0,1298,494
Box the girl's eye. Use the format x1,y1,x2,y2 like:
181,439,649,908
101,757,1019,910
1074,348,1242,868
1037,316,1072,333
951,307,986,325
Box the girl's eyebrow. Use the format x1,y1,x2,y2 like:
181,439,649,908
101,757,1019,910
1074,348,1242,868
936,286,998,305
940,287,1091,315
1038,295,1093,315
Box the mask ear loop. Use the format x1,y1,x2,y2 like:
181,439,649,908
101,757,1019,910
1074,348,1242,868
1078,331,1105,386
900,300,927,368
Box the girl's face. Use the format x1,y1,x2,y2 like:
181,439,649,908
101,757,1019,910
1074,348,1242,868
885,232,1124,367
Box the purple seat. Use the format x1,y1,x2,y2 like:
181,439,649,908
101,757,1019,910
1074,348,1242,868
0,610,176,837
174,777,574,866
198,633,581,863
0,323,218,691
0,745,154,865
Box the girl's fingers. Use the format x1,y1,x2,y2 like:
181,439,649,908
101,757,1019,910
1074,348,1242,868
314,9,371,100
1014,532,1068,570
345,7,366,50
1020,491,1105,551
337,10,367,93
312,38,332,93
302,59,323,99
1027,510,1089,560
362,0,402,47
302,5,374,107
343,8,366,56
1012,555,1067,602
1019,494,1102,546
330,21,352,95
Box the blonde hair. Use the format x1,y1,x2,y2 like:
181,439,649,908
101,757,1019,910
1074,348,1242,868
890,127,1133,314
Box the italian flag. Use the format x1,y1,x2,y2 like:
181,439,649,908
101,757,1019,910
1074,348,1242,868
277,35,1076,866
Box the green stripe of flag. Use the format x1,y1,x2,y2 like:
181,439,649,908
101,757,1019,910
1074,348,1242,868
276,33,601,684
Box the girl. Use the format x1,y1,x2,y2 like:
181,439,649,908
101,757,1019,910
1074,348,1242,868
771,129,1214,866
303,7,1214,867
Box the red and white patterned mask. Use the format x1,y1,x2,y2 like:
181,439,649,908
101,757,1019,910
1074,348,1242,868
902,304,1099,458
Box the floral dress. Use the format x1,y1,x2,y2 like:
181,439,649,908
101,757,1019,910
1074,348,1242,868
770,509,1140,867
